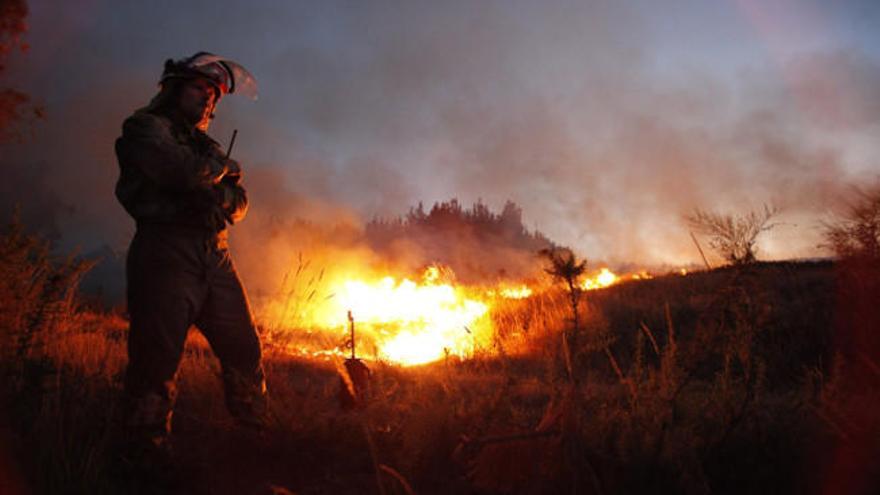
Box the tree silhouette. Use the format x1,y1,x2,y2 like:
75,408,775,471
365,198,555,281
539,247,586,382
686,204,779,265
1,0,42,143
824,186,880,260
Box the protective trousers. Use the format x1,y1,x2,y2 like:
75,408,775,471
123,224,266,446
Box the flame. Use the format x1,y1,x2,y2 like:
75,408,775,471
266,266,492,366
423,265,442,283
498,285,533,299
581,267,618,290
338,274,489,365
263,262,664,366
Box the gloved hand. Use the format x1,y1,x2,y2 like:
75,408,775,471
206,157,243,185
224,158,242,184
206,155,227,184
214,179,248,224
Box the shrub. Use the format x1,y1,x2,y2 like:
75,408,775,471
686,204,779,265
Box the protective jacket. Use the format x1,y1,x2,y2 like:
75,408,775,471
114,106,266,453
115,108,247,232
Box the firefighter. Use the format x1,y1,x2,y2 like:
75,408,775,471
114,52,266,459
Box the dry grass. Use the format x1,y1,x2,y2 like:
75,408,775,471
1,216,877,494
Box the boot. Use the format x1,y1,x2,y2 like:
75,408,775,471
222,368,269,430
120,391,175,470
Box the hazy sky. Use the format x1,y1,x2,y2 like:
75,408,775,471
2,0,879,266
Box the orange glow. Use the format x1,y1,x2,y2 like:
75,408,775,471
264,266,492,366
262,262,663,366
581,267,619,290
339,274,488,365
498,285,533,299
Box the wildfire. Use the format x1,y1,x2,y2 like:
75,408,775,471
267,266,493,366
497,285,533,299
264,263,650,366
581,267,618,290
336,275,489,365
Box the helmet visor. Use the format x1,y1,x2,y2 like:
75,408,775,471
188,53,259,100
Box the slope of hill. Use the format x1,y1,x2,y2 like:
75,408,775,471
2,222,876,494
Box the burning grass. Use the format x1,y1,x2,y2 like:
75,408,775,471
1,217,878,494
261,264,493,366
257,254,646,368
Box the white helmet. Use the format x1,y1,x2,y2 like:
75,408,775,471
160,51,258,100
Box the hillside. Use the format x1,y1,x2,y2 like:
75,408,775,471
4,233,875,494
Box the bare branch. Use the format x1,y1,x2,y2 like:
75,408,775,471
685,204,779,265
822,185,880,260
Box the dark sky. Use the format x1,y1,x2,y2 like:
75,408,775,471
2,0,879,266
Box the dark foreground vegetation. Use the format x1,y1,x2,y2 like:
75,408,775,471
2,215,878,495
